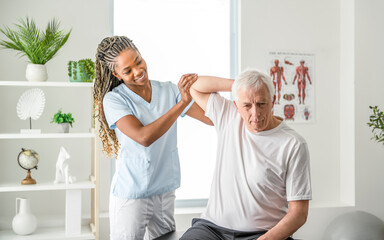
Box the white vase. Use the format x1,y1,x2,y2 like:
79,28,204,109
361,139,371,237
12,198,38,235
25,63,48,82
58,123,70,133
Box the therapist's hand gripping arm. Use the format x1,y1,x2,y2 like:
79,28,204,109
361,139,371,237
115,74,197,147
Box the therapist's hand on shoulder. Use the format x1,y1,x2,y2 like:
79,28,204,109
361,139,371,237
178,73,198,104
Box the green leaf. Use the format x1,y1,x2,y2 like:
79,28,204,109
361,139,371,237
367,105,384,145
51,109,75,127
0,17,71,64
67,58,95,81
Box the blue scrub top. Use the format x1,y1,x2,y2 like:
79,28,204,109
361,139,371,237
103,80,192,199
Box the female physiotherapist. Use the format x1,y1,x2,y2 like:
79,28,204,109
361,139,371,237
93,36,212,240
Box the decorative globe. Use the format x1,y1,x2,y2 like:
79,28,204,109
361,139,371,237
17,148,39,184
18,148,39,170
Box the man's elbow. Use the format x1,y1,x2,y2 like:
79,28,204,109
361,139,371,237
299,212,308,227
296,209,308,229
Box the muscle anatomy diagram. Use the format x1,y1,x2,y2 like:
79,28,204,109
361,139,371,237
293,60,312,104
268,52,315,123
270,59,287,104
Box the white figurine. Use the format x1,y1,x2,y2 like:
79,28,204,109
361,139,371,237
54,147,76,184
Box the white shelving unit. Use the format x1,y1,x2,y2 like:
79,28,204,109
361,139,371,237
0,81,93,87
0,81,99,240
0,133,95,139
0,226,95,240
0,181,95,192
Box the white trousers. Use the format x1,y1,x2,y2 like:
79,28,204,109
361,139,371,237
109,191,176,240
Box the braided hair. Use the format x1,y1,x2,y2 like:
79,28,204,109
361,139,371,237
93,36,138,157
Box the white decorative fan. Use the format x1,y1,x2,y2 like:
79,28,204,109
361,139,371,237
16,88,46,133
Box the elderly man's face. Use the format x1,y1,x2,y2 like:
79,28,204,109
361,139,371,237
235,83,274,133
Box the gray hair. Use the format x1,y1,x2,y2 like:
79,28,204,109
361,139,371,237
232,69,275,102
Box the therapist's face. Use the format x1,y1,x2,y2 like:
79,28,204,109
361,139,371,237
112,49,149,87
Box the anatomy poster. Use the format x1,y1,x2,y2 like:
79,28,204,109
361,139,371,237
268,51,315,123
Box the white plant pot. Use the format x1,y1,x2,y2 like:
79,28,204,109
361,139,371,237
25,64,48,82
58,123,70,133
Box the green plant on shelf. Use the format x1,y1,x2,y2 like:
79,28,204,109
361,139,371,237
68,61,77,80
0,17,71,64
367,105,384,145
51,109,75,127
68,58,95,82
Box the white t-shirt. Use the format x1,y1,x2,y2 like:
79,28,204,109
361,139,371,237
201,93,312,231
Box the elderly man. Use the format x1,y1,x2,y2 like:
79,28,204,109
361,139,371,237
181,69,312,240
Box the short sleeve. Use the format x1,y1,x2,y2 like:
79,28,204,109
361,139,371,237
286,142,312,201
103,92,133,129
205,93,238,132
169,82,194,117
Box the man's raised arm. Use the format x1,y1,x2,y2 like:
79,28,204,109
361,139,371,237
190,76,234,111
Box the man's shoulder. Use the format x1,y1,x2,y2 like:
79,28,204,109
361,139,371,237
276,122,307,144
209,93,236,110
210,92,231,102
206,93,238,128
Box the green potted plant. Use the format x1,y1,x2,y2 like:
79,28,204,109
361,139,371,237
367,105,384,145
0,17,71,82
68,58,95,82
51,109,75,133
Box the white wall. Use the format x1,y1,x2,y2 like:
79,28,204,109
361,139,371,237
2,0,384,239
0,0,112,239
355,0,384,214
240,0,342,207
339,0,355,206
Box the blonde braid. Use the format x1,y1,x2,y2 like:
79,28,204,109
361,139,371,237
93,36,138,158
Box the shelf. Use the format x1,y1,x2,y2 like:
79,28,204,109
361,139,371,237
0,78,99,239
0,226,95,240
0,181,95,193
0,81,93,88
0,133,95,139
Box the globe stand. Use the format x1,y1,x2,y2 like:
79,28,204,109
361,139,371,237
21,170,36,185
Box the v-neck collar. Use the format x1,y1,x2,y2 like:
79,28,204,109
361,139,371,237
121,80,156,108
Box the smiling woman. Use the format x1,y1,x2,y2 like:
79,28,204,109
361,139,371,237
93,35,214,239
113,0,234,203
113,50,148,85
